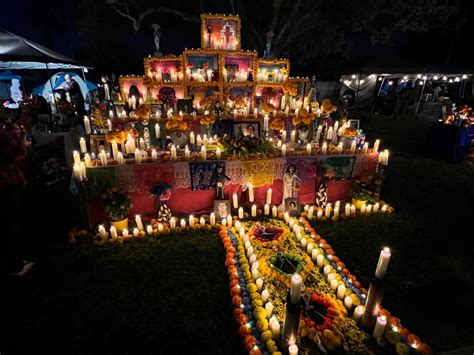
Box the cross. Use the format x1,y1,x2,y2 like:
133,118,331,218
220,22,235,49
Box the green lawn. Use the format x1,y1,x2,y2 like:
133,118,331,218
5,117,474,353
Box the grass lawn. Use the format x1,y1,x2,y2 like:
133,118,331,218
4,117,474,353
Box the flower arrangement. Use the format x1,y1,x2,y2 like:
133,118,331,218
135,104,151,119
269,117,285,132
222,132,276,158
102,187,132,222
261,102,276,113
165,114,188,131
199,112,216,125
292,108,316,126
352,177,382,202
105,130,128,144
321,99,337,114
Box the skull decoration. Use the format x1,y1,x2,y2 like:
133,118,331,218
158,87,177,105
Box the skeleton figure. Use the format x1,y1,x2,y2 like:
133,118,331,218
151,23,163,57
263,31,274,59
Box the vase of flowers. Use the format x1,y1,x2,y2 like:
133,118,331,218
102,188,132,232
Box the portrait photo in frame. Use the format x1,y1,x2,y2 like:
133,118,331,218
214,199,231,220
284,197,300,217
232,121,260,138
348,119,360,130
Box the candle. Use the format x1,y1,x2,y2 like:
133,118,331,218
330,279,339,290
201,145,206,160
337,285,346,299
261,288,269,303
180,219,186,229
256,278,263,291
117,152,124,165
79,138,87,154
327,273,335,284
316,209,323,219
134,149,142,164
189,215,195,229
232,193,238,209
252,268,259,280
290,274,302,304
270,316,280,340
72,151,81,164
316,126,322,141
251,204,257,217
263,115,269,131
83,116,91,134
321,142,327,155
200,217,205,227
306,143,312,155
185,145,190,159
111,141,119,161
350,140,356,153
107,119,112,131
353,306,364,322
374,139,380,152
373,202,380,213
306,242,314,255
366,204,372,214
326,127,333,140
290,130,296,143
334,121,339,133
170,217,176,231
99,151,108,166
72,164,83,181
84,153,91,167
281,144,287,157
155,123,160,139
197,134,202,146
266,188,272,205
351,204,356,216
336,142,343,154
189,132,195,145
345,203,351,217
288,344,298,355
135,215,144,231
311,248,319,261
265,302,274,318
133,227,139,237
316,254,324,268
323,264,332,275
249,254,257,266
284,212,290,222
146,225,153,235
215,147,222,159
158,223,164,232
248,184,254,202
272,206,278,217
264,204,270,215
381,204,388,213
98,225,106,239
360,204,366,214
171,145,177,161
227,214,233,227
362,142,369,153
282,130,287,142
325,203,331,218
210,213,216,226
373,316,387,338
375,247,391,279
151,149,158,161
109,226,118,239
122,228,129,238
238,207,244,219
344,296,353,310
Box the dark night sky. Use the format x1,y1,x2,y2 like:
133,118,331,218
2,0,474,79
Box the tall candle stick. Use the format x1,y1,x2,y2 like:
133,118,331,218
83,116,91,134
201,145,206,160
248,184,254,202
290,130,296,143
233,193,239,209
264,204,270,215
306,143,312,155
374,139,380,152
151,149,158,161
373,316,387,338
170,217,176,231
281,144,287,157
266,188,272,205
375,247,391,279
272,206,278,217
321,142,327,155
180,219,186,229
353,306,364,322
117,152,124,165
79,138,87,154
84,153,91,167
216,147,221,159
290,274,302,304
350,140,356,153
210,213,216,226
155,123,160,139
135,215,144,231
238,207,244,219
111,141,119,161
251,204,257,217
72,151,81,164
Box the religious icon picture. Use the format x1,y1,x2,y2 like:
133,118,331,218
214,199,231,220
284,198,300,217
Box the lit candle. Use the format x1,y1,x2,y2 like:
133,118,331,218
155,123,160,139
311,248,319,262
107,119,112,131
288,344,298,355
373,202,380,213
323,264,332,275
72,151,81,165
326,127,333,140
306,243,314,255
300,238,307,249
189,215,195,229
79,138,87,154
146,225,153,235
233,193,238,209
373,316,387,339
171,145,177,161
84,153,91,167
282,130,287,142
210,213,216,226
330,279,339,290
251,268,259,280
381,204,388,213
290,274,303,304
200,217,205,227
238,207,244,219
362,142,369,154
256,278,263,291
366,204,372,214
216,147,221,159
281,144,287,157
345,203,351,217
227,214,232,227
321,142,327,155
239,227,245,238
360,204,366,214
110,226,118,239
248,184,254,202
337,285,346,299
290,130,296,143
133,228,139,237
306,143,312,155
344,296,353,310
336,142,343,154
264,204,270,215
98,225,106,239
151,149,158,161
374,139,380,152
117,152,124,165
111,141,119,161
316,209,323,219
185,145,190,159
350,140,356,153
122,228,129,238
316,254,324,268
251,204,257,217
83,116,91,134
272,206,277,217
189,132,195,145
351,204,356,216
265,302,274,318
266,188,272,205
180,219,186,229
261,288,269,303
158,223,164,232
72,164,83,181
353,306,364,322
316,126,322,141
134,149,142,164
270,316,280,340
135,215,144,231
325,203,331,218
375,247,391,279
197,134,202,146
201,145,206,160
170,217,176,231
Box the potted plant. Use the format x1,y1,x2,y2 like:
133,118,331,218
102,187,132,232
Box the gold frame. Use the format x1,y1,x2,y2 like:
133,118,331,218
143,55,184,76
201,14,241,50
117,75,145,104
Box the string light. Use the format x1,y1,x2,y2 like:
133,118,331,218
433,75,439,80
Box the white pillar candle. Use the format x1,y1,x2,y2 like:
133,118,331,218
270,316,280,340
374,139,380,152
289,219,295,228
107,119,112,132
133,227,139,237
151,149,158,161
255,278,263,291
261,288,269,303
306,243,314,255
248,184,254,202
122,228,129,238
334,206,340,218
362,142,369,154
330,279,339,290
311,249,320,262
158,223,164,232
110,226,118,239
84,153,91,167
266,188,272,205
98,225,106,239
238,207,244,219
79,138,87,154
375,247,391,279
350,140,356,153
345,203,351,217
353,305,364,322
344,295,353,310
290,130,296,143
117,152,124,165
321,142,327,155
336,142,343,154
111,141,119,161
72,151,81,165
326,127,333,140
197,134,202,146
216,147,221,159
323,264,332,275
325,203,331,218
317,209,323,219
146,225,153,235
381,204,388,213
351,204,356,216
360,204,366,214
284,212,290,222
290,274,303,304
189,215,195,229
83,116,91,134
265,302,274,318
189,132,195,145
316,254,324,268
373,316,387,339
199,217,205,227
73,164,83,181
288,344,298,355
300,238,307,249
227,214,233,227
221,218,227,226
155,123,160,139
210,213,216,226
337,285,346,299
201,145,206,160
272,206,278,217
334,121,339,134
135,215,144,231
170,145,177,161
249,254,257,266
327,273,335,284
366,204,372,214
282,130,287,142
251,205,257,217
306,143,312,155
180,219,186,229
264,204,270,215
244,241,251,250
170,217,176,231
251,268,259,280
373,202,380,213
134,149,142,164
233,193,238,209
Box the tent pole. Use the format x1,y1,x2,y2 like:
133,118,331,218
46,63,59,116
414,78,427,119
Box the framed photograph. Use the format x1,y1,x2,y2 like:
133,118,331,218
232,121,260,138
284,198,300,217
90,134,109,154
214,199,231,220
348,119,360,130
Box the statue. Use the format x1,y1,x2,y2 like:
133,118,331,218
279,164,301,211
263,31,274,59
151,23,163,57
211,162,231,200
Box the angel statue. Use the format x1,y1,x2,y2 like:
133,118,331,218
263,31,274,59
151,23,163,57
